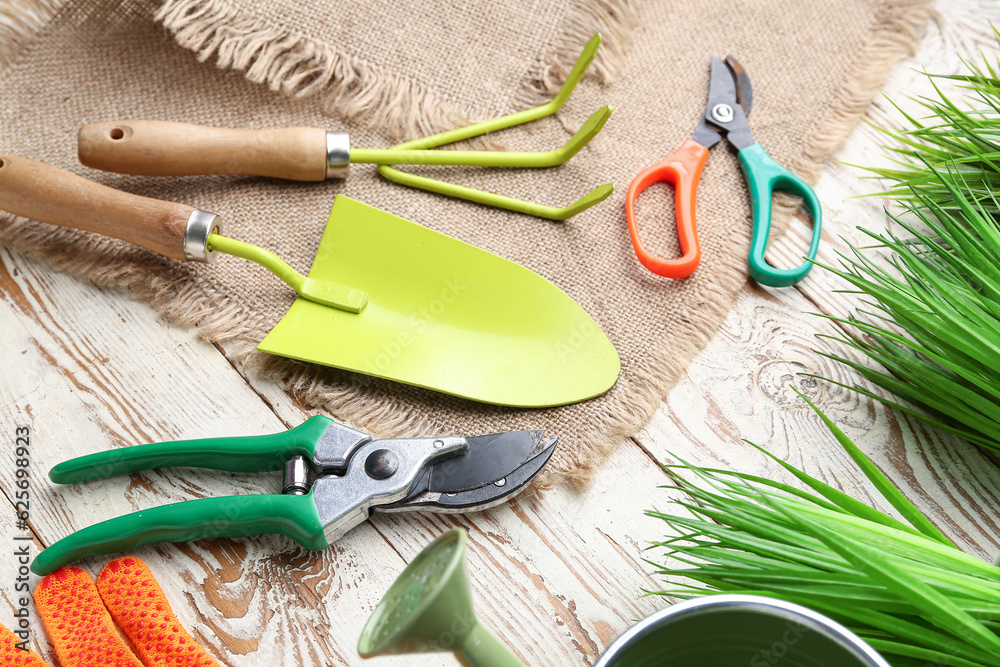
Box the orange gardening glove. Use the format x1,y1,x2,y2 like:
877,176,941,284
29,557,219,667
95,558,218,667
0,623,50,666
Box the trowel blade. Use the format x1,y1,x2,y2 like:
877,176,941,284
258,196,620,407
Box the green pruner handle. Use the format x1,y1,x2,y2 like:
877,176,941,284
737,142,822,287
49,415,335,484
31,493,328,575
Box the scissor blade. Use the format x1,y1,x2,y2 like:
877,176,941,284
428,430,547,493
389,437,557,512
705,56,755,150
690,117,723,150
706,56,739,112
724,55,753,116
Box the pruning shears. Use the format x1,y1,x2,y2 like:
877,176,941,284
625,56,823,287
32,416,556,575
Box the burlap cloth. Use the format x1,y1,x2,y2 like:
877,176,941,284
0,0,931,486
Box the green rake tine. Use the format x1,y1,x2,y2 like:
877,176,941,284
367,34,615,220
378,172,615,220
350,105,612,167
383,33,605,153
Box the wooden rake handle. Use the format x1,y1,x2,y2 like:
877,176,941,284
78,120,334,181
0,155,218,261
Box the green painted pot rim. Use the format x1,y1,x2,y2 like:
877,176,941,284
592,594,890,667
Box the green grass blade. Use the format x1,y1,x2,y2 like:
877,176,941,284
797,391,952,543
864,639,993,667
766,496,1000,655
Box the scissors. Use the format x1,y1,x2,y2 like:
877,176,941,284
625,56,822,287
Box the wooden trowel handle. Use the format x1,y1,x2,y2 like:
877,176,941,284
0,155,218,262
78,120,334,181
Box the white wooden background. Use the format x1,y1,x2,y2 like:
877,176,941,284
1,2,999,665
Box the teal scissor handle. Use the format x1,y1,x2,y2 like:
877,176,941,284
48,415,335,483
737,143,822,287
31,493,328,575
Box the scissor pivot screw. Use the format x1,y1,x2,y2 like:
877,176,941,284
364,449,399,480
712,104,734,124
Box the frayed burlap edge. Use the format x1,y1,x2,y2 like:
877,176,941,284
516,0,638,108
155,0,639,144
155,0,472,142
0,0,61,69
0,0,936,490
794,0,936,182
527,0,938,487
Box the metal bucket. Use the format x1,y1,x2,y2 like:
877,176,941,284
593,594,890,667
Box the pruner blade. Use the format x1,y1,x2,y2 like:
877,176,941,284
382,432,557,513
706,56,739,112
428,429,549,493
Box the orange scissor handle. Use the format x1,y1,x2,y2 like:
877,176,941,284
625,138,710,279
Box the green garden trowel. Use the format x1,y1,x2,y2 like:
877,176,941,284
258,196,620,406
0,157,619,407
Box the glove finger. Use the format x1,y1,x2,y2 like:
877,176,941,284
97,557,219,667
0,622,52,666
34,567,144,667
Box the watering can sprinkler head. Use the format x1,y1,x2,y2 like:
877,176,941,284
357,528,524,667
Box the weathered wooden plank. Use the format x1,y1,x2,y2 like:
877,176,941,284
0,245,443,666
0,504,48,657
0,2,996,666
0,241,681,667
636,282,1000,560
631,0,1000,565
369,439,672,666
